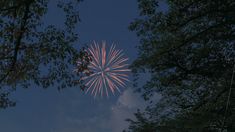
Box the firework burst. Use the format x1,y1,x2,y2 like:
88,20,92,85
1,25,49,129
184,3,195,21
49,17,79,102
76,41,130,97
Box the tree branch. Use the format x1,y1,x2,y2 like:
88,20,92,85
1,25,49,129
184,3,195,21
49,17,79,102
0,5,20,12
0,3,31,84
193,87,228,111
152,20,233,60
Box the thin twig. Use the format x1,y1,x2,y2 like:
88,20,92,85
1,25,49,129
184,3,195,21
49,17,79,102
221,63,235,131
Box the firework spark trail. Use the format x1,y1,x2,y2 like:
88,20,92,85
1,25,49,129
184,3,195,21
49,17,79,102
76,41,130,97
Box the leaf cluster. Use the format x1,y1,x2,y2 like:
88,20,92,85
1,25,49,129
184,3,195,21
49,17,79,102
126,0,235,131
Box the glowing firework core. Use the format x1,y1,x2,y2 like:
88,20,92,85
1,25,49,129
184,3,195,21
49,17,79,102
76,41,130,97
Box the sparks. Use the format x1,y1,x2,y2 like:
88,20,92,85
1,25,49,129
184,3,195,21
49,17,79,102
76,41,130,97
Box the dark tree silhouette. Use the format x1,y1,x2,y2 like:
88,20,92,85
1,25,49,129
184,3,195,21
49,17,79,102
0,0,84,109
126,0,235,131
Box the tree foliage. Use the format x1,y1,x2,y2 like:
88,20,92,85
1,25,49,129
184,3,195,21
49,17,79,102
0,0,83,109
126,0,235,131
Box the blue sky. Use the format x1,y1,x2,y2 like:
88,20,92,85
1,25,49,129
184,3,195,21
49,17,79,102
0,0,150,132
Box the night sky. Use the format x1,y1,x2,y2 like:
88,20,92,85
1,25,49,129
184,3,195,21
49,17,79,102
0,0,232,132
0,0,149,132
